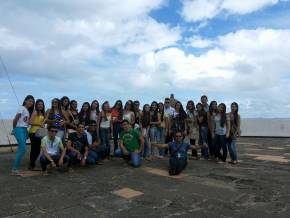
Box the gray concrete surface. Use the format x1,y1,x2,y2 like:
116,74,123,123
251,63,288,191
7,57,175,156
0,137,290,218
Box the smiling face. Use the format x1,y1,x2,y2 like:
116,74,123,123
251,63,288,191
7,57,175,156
36,101,44,111
231,103,238,113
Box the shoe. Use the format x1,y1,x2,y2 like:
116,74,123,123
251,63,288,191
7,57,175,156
11,170,22,176
42,171,49,176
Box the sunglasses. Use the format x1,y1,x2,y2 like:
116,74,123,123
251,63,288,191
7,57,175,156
165,101,170,104
50,130,58,133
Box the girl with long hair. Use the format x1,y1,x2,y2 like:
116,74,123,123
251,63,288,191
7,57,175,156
149,101,161,157
90,100,100,135
78,102,91,128
227,102,241,164
140,104,151,160
213,103,231,163
44,98,69,140
60,96,70,111
123,100,135,126
170,101,187,140
186,100,199,159
207,100,218,159
196,103,209,159
28,99,45,170
98,101,113,157
67,100,79,130
157,102,168,158
111,100,123,152
11,95,35,175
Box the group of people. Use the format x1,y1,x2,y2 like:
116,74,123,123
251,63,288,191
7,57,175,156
11,94,241,176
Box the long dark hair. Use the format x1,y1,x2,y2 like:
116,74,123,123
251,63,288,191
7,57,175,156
101,101,110,121
209,101,218,115
186,100,195,113
150,101,158,122
60,96,70,111
175,101,187,120
90,100,100,115
22,95,35,116
218,103,227,128
50,98,62,116
69,100,78,111
158,102,164,122
141,104,150,127
113,100,123,120
35,99,45,115
231,102,239,127
124,100,134,112
79,102,91,121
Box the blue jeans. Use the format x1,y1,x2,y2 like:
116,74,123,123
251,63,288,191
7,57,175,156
227,139,237,161
169,156,187,175
158,127,165,156
89,146,107,162
214,134,227,161
12,127,28,171
100,127,110,156
40,154,69,171
149,126,160,143
113,122,121,151
199,126,209,159
115,148,141,168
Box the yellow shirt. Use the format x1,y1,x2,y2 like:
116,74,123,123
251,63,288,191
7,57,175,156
29,115,44,133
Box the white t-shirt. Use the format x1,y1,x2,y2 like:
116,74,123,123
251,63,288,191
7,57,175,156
164,106,175,117
41,136,64,155
16,106,30,128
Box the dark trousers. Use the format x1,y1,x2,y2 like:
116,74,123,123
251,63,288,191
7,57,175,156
29,133,41,168
169,157,187,175
214,134,227,161
40,154,69,171
190,139,198,157
113,122,121,151
208,130,214,156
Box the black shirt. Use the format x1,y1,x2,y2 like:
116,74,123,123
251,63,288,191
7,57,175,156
68,132,88,154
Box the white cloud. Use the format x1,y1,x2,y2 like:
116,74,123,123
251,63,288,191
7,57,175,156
186,36,215,48
181,0,279,22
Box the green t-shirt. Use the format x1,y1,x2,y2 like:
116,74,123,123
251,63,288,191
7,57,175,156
120,129,141,152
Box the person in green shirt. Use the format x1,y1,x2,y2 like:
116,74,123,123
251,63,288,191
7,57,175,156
115,120,144,167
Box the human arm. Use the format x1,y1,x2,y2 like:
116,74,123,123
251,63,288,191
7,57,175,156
119,139,129,155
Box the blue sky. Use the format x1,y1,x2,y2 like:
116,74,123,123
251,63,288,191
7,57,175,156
1,0,290,118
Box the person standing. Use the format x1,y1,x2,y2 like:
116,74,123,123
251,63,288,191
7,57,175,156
28,99,45,170
11,95,35,175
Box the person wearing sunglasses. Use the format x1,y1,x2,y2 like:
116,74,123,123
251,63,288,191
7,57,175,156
153,131,205,176
39,126,69,176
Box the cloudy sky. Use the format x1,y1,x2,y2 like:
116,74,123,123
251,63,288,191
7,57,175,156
1,0,290,118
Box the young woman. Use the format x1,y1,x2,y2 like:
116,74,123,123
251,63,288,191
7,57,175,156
78,102,91,128
60,96,70,111
196,103,209,159
207,101,218,159
170,101,187,141
98,101,113,157
213,103,231,163
90,100,100,135
67,100,79,131
28,99,45,170
123,100,135,126
149,101,161,157
111,100,123,152
44,98,69,140
11,95,35,175
186,100,199,159
227,102,241,164
157,102,168,158
134,100,141,130
140,104,151,160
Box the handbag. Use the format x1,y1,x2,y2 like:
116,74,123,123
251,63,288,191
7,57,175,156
35,127,48,138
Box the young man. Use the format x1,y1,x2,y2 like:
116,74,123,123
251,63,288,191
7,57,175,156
115,120,144,168
39,126,69,175
85,121,106,164
67,123,90,167
201,95,209,113
154,131,205,175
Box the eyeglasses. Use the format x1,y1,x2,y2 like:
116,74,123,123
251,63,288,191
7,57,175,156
165,101,170,104
50,130,58,133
